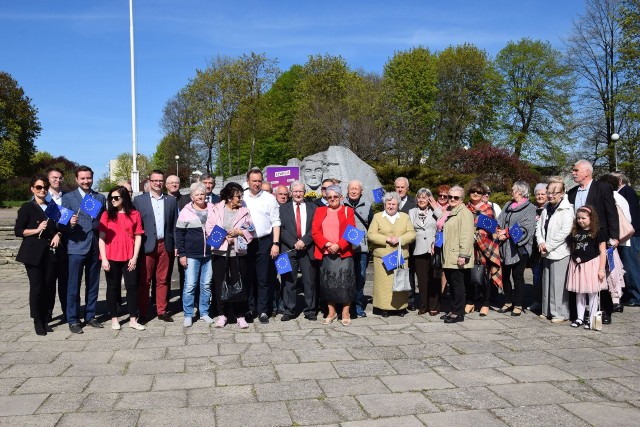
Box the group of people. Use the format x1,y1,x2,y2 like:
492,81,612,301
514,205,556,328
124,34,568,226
14,159,640,336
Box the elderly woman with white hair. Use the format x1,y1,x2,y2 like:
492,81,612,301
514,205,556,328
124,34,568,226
528,182,549,313
368,192,416,317
311,185,357,325
496,180,537,316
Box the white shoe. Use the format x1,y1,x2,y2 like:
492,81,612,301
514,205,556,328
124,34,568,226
183,317,193,327
201,315,214,324
129,322,146,331
111,322,121,330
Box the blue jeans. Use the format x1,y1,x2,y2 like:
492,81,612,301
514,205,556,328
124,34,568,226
353,251,369,315
183,256,212,318
67,248,100,325
620,237,640,304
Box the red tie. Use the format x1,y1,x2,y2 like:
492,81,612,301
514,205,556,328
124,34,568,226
296,203,302,239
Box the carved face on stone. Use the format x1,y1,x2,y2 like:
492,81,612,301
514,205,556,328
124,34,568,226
301,159,324,191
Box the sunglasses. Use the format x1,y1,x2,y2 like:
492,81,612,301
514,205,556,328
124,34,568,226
469,190,485,195
438,194,448,199
33,185,49,191
109,196,122,201
447,195,462,201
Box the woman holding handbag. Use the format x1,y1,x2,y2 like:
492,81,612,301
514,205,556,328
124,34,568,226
368,192,416,318
208,182,255,329
465,180,500,317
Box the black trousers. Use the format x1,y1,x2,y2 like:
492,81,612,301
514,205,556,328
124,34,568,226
212,254,248,319
502,255,529,308
415,253,440,312
25,249,57,322
105,260,138,318
246,237,276,315
46,252,67,318
281,250,317,317
444,268,466,316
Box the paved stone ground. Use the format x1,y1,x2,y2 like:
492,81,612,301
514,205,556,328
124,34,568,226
1,207,640,426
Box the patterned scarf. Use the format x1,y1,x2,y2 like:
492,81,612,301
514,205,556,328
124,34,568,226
467,201,503,290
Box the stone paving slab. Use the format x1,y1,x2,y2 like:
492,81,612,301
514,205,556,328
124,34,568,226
1,260,640,425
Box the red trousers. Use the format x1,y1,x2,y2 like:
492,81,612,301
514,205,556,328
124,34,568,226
138,240,170,317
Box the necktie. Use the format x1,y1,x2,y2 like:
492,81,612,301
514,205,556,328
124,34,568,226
296,203,302,240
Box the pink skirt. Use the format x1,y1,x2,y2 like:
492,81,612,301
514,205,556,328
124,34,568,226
566,257,608,294
607,249,625,299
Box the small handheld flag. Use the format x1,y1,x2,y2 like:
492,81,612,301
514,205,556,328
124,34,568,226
509,222,524,243
207,225,227,249
382,250,405,271
343,224,365,246
607,247,615,272
275,253,293,274
45,201,74,225
372,188,384,204
80,194,103,219
476,214,497,233
434,231,444,248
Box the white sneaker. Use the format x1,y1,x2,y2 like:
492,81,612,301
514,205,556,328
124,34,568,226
183,317,193,327
111,322,121,330
201,315,214,324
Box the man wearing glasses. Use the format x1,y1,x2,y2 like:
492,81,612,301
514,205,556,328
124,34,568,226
134,170,178,322
315,178,336,207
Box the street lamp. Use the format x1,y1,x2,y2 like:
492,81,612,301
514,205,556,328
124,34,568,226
175,155,180,176
611,133,620,170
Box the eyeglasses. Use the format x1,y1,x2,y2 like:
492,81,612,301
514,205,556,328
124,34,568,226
33,185,49,191
469,190,484,195
109,196,122,201
326,196,340,200
321,187,329,191
438,194,448,199
447,195,462,201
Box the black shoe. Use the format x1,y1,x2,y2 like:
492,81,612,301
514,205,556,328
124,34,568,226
613,303,624,313
444,315,464,324
86,318,104,328
398,311,406,317
440,313,451,320
380,310,389,318
304,314,317,321
624,301,640,307
43,321,54,333
602,314,612,325
34,321,47,336
407,305,416,311
280,314,293,321
69,323,84,334
158,313,174,322
258,313,269,324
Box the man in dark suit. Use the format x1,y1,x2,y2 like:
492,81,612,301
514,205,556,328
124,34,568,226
45,167,68,322
279,181,318,321
567,159,619,323
396,176,417,310
134,170,177,322
61,166,106,334
201,173,221,204
314,179,335,207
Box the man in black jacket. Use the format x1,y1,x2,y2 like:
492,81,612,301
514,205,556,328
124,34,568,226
612,172,640,306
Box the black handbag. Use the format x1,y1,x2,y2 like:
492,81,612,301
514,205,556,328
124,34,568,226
431,247,443,268
469,262,486,287
220,248,245,302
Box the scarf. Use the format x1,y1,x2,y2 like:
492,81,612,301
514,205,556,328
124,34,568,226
467,201,502,290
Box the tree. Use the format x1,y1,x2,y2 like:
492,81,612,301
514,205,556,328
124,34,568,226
383,47,439,164
435,44,503,152
495,38,575,164
159,88,199,182
0,71,41,177
112,152,151,183
566,0,629,170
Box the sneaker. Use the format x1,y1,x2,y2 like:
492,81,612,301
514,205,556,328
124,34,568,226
201,315,214,324
69,323,83,334
215,315,227,328
258,313,269,324
111,321,121,330
237,317,249,329
183,317,193,328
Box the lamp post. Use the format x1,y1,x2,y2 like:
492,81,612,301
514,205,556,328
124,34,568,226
611,133,620,171
175,155,180,177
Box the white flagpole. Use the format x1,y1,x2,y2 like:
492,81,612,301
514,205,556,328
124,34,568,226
129,0,140,192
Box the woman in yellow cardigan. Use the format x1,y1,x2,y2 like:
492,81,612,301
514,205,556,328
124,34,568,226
368,192,416,317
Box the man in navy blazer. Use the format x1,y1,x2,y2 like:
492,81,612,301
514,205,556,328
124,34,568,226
61,166,106,334
133,170,177,322
567,159,619,324
279,181,318,321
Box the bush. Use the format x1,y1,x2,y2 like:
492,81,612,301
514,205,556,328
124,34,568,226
0,176,30,203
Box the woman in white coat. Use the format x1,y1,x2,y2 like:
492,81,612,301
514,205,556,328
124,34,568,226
536,177,574,322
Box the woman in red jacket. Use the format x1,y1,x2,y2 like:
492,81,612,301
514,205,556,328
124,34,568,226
311,185,356,325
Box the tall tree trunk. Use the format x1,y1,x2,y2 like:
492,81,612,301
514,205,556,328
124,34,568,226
227,124,232,176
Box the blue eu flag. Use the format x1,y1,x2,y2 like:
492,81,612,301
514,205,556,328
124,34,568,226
372,187,384,204
509,222,524,243
45,201,73,225
207,225,227,249
342,224,365,246
607,247,615,271
80,194,103,219
275,253,293,275
434,231,444,248
382,250,405,271
477,214,498,233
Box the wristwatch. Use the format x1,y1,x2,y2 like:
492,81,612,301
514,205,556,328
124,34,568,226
272,241,279,246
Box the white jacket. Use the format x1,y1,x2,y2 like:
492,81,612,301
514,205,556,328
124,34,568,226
535,196,574,260
614,192,632,247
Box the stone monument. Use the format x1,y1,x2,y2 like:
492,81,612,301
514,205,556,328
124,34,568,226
223,146,383,205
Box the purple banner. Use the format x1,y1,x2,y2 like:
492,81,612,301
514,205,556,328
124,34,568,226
265,166,300,187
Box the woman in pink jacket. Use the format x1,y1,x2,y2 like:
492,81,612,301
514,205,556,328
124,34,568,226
207,182,255,329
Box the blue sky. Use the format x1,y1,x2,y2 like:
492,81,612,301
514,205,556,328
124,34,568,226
1,0,586,179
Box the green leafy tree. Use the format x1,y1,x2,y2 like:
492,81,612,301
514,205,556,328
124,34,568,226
112,152,151,183
435,44,503,152
383,47,439,164
0,71,41,177
495,38,575,164
159,88,199,182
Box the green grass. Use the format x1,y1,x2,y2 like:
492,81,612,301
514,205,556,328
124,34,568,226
0,200,27,208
